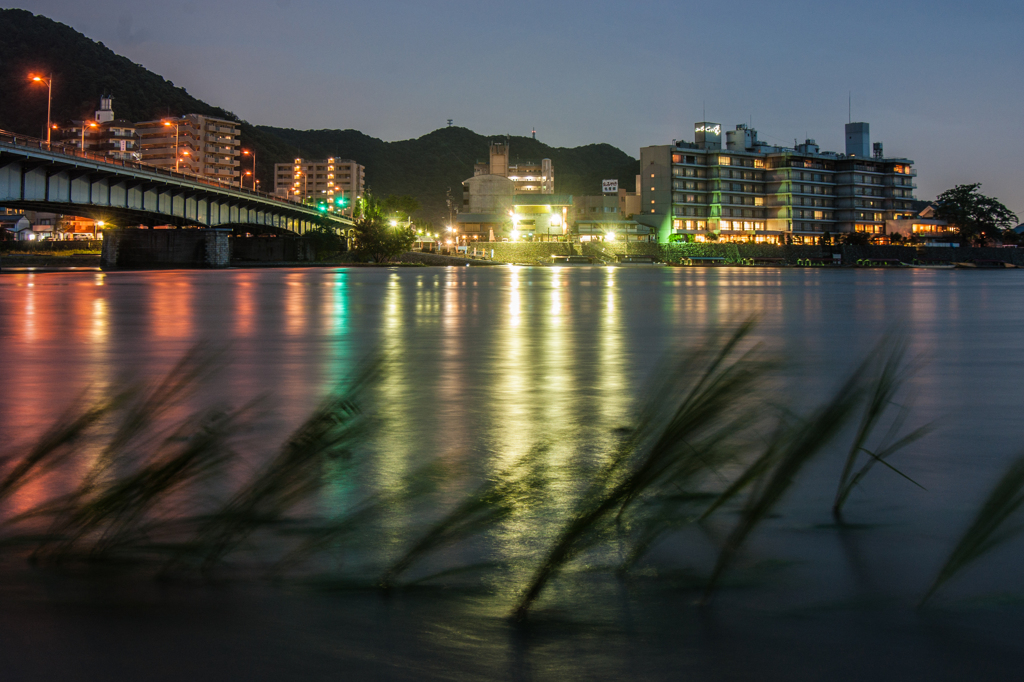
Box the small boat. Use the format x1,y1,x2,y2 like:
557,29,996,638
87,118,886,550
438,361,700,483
901,262,955,270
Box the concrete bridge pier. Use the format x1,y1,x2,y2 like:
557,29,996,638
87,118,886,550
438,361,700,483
101,228,232,269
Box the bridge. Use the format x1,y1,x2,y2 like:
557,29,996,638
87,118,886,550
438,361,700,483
0,129,353,234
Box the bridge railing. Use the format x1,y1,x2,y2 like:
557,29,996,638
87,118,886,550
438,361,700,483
0,127,316,212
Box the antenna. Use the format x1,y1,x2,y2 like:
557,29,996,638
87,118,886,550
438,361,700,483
848,92,851,123
703,100,706,121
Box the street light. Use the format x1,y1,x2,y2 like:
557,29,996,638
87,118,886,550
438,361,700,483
80,121,98,153
29,74,53,145
242,148,256,190
162,119,182,172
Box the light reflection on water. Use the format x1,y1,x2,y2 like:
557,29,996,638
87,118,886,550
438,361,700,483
2,268,1024,625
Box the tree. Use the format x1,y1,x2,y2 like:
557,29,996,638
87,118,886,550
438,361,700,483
843,231,871,246
933,184,1018,246
301,226,345,260
380,195,421,222
352,193,416,263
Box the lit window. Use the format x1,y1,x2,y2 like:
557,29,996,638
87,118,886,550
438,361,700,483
754,159,764,168
754,197,764,206
650,173,655,178
814,211,824,219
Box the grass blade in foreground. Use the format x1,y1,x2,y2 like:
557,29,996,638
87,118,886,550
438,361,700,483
514,320,769,618
832,335,927,520
700,360,865,604
380,443,548,589
191,358,379,571
920,453,1024,606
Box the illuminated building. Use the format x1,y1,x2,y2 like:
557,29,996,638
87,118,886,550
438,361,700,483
572,183,652,242
508,195,573,242
273,158,364,213
639,121,918,244
458,141,555,240
136,114,241,183
473,142,554,194
52,96,140,162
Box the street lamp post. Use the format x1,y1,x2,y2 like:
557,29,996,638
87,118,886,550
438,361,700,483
80,121,97,154
242,148,256,190
163,119,180,172
30,74,53,145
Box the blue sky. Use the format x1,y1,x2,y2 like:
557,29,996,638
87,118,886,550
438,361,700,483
11,0,1024,216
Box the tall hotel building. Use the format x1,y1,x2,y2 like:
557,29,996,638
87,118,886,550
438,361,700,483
274,158,365,214
136,114,241,184
639,122,918,244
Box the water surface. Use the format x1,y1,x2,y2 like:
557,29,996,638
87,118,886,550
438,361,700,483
1,265,1022,680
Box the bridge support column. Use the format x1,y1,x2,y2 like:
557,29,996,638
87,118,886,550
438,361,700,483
100,231,120,269
204,229,231,268
100,228,232,269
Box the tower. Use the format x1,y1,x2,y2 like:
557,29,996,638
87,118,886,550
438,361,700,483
845,122,870,157
95,95,114,123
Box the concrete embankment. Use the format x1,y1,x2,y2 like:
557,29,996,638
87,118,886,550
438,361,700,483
464,241,1024,266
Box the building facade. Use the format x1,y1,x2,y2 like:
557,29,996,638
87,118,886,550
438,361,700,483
473,142,554,195
572,192,651,242
136,114,241,184
274,158,365,214
640,122,918,244
53,97,141,162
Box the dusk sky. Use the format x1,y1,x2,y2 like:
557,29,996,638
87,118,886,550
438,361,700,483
10,0,1024,216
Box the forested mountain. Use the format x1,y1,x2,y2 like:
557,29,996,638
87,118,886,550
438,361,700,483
0,9,639,223
260,125,640,223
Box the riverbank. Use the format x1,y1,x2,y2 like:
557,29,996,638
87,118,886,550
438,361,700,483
1,250,495,271
470,241,1024,266
5,243,1019,271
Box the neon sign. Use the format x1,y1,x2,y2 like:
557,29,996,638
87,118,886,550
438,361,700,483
695,124,721,135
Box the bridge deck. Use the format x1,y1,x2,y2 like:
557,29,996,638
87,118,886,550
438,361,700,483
0,129,352,233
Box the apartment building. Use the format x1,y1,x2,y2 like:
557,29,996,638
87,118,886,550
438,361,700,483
53,96,141,162
136,114,241,184
273,158,365,214
640,122,917,244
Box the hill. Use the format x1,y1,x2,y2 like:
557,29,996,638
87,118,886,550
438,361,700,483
0,9,639,224
258,125,640,224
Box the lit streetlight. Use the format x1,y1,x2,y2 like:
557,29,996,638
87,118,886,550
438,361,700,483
80,120,98,154
162,119,183,172
29,74,53,145
242,148,256,190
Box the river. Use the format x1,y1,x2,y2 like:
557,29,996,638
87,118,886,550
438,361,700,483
0,265,1022,680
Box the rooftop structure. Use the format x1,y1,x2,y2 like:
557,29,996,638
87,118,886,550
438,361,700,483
473,142,554,195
